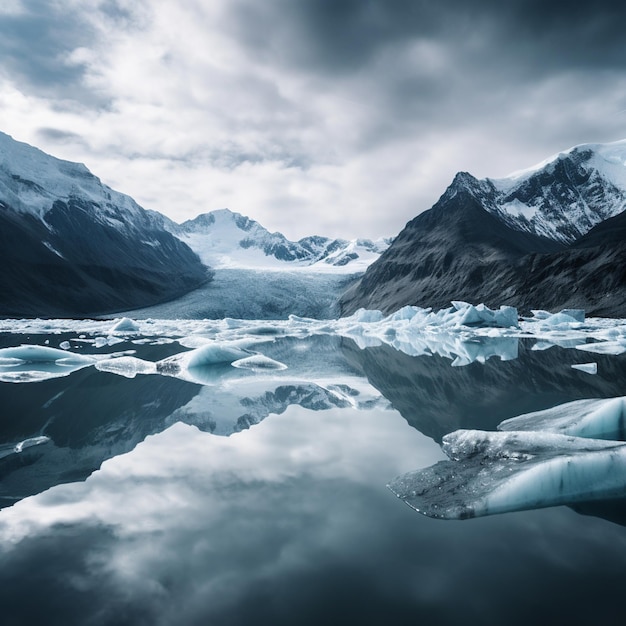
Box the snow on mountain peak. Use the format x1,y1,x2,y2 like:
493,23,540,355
467,139,626,243
175,208,389,272
499,139,626,187
0,131,144,221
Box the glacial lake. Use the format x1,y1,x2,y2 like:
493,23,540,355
2,308,626,625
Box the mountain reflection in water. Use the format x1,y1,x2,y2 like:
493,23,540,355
1,326,626,624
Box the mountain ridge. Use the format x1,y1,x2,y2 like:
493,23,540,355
340,140,626,317
0,131,209,317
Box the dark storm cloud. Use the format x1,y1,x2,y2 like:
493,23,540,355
0,1,91,92
218,0,626,160
0,0,136,105
226,0,626,74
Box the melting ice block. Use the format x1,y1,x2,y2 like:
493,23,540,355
110,317,141,334
388,429,626,519
95,356,157,379
0,345,96,383
499,397,626,441
156,340,259,384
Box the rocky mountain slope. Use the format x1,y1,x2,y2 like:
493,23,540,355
340,141,626,317
0,132,209,317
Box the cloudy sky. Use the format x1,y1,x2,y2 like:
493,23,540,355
1,0,626,239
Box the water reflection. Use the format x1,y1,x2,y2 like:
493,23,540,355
1,406,626,625
2,325,626,624
343,338,626,441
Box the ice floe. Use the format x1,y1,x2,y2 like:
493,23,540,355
95,356,158,379
389,429,626,519
0,303,626,383
390,396,626,519
109,317,141,334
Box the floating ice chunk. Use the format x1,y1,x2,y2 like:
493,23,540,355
561,309,585,323
350,309,385,323
59,341,71,350
456,304,486,326
493,306,518,328
529,309,552,320
388,429,626,519
94,337,108,348
387,306,423,322
571,362,598,375
178,336,213,349
0,345,96,382
499,397,626,441
449,303,518,328
95,356,157,378
110,317,140,334
231,355,288,371
539,312,581,326
0,345,94,364
156,341,256,385
186,343,252,368
14,435,51,453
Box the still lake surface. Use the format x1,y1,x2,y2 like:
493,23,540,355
1,320,626,625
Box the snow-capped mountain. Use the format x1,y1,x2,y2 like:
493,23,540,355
340,140,626,317
0,131,208,317
164,208,389,273
461,140,626,244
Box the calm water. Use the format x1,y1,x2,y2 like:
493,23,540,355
1,330,626,625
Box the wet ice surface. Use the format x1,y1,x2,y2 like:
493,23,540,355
3,303,626,624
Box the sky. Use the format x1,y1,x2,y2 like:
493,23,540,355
1,0,626,240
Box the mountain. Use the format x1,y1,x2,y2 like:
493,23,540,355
340,140,626,317
165,208,390,272
0,132,209,317
121,208,389,320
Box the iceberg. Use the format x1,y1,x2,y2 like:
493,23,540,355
388,429,626,519
95,356,157,379
499,397,626,441
0,345,96,383
571,362,598,375
390,396,626,519
156,340,258,384
109,317,141,334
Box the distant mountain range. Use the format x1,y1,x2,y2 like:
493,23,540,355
158,208,389,272
0,132,387,317
3,130,626,319
340,141,626,317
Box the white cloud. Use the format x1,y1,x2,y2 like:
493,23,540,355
1,1,626,239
